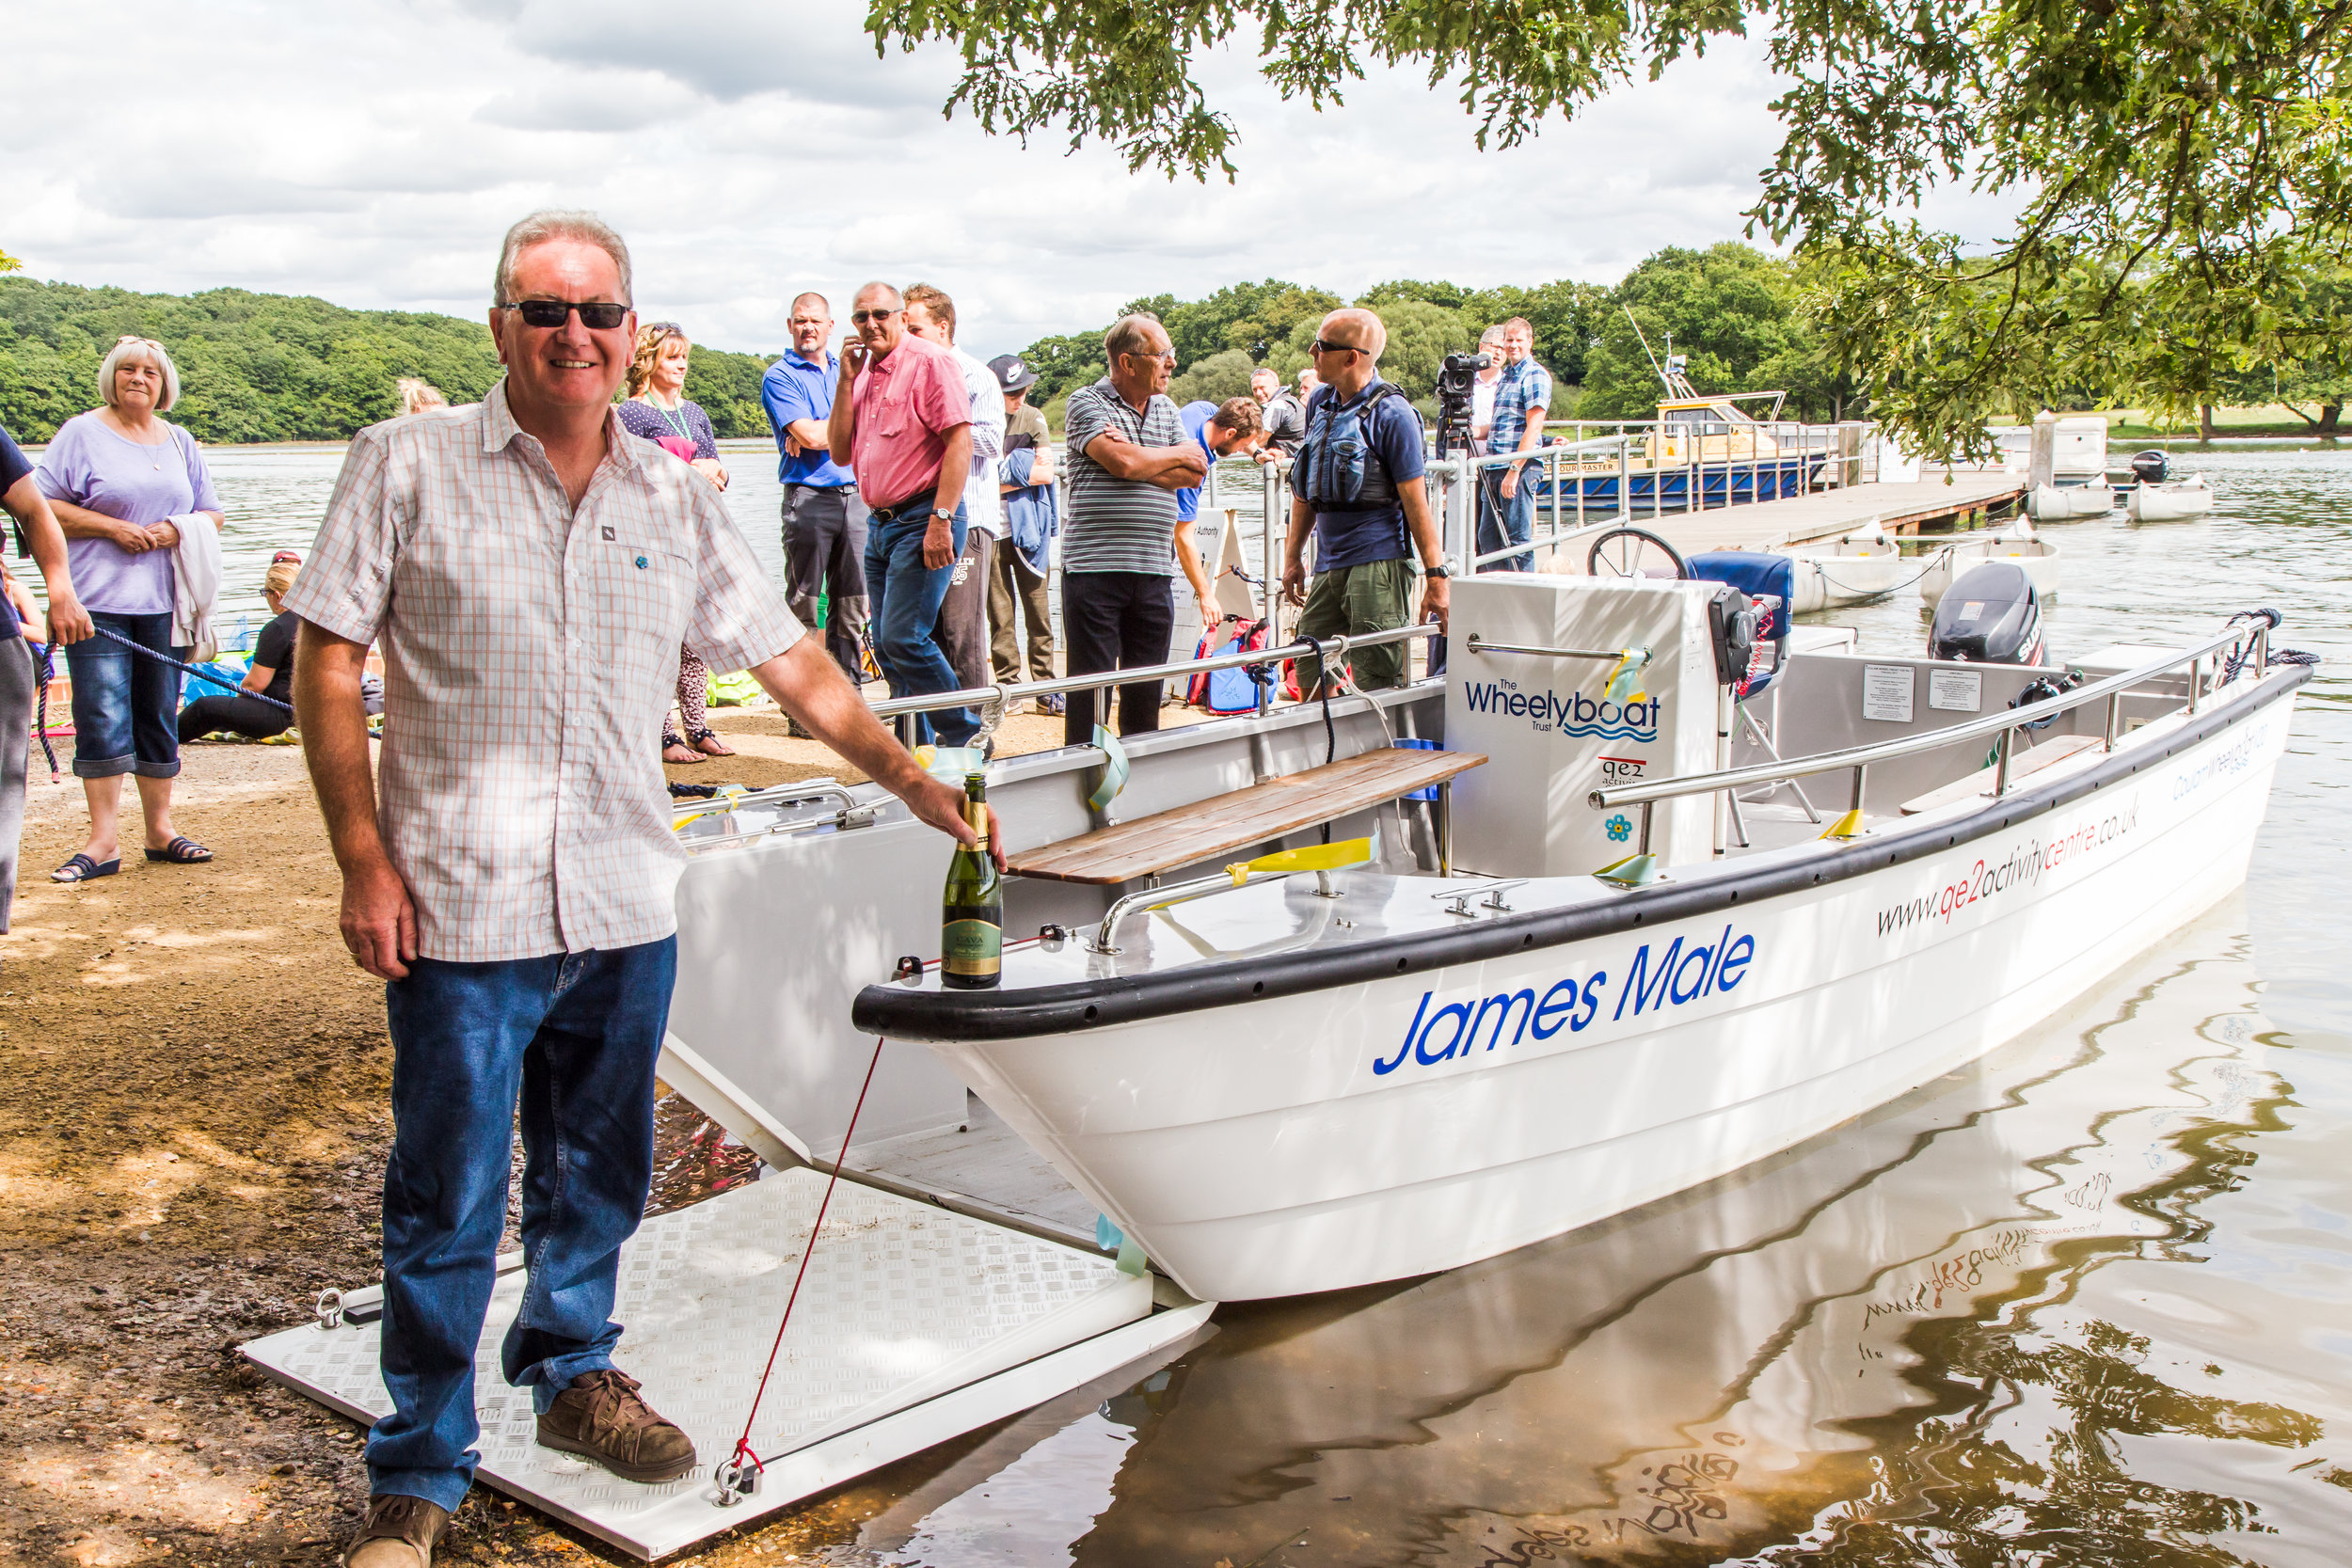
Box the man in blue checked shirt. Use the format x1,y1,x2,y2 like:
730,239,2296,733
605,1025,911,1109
1478,316,1551,573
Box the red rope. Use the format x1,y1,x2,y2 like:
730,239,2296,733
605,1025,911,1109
723,935,1043,1478
725,1032,888,1475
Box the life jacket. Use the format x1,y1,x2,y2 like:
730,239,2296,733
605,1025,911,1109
1185,617,1273,713
1293,380,1410,511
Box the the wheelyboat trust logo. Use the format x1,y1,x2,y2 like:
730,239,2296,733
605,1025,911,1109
1461,673,1660,742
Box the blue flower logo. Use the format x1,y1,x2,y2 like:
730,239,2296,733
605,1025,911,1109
1606,814,1632,843
634,555,649,569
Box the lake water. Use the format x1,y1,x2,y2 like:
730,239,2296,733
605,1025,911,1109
59,438,2352,1564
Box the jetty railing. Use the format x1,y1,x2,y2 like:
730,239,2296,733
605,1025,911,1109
1588,617,2274,855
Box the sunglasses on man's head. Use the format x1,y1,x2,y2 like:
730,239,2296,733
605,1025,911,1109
851,308,898,325
507,299,630,330
271,551,302,564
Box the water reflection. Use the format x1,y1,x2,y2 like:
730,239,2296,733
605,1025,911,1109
854,908,2352,1565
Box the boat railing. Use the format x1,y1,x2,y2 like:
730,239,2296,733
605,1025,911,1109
1586,617,2278,855
865,621,1445,747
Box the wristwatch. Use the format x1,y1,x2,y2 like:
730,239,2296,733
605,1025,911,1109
1423,555,1458,578
931,509,958,525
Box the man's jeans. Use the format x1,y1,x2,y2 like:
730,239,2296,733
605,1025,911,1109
367,939,675,1512
865,500,977,747
1476,467,1536,573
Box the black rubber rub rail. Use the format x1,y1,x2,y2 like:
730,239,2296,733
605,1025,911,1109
851,665,2311,1043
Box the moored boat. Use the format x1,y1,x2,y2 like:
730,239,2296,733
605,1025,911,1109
1918,520,2063,606
853,578,2306,1303
2129,472,2217,522
1772,522,1907,610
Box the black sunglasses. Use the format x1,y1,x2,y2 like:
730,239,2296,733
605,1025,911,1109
850,307,898,325
1311,338,1363,357
507,299,630,330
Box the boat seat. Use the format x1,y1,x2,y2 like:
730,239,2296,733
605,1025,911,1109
1898,733,2105,816
1006,747,1487,886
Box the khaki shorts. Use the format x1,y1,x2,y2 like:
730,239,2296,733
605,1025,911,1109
1295,557,1414,691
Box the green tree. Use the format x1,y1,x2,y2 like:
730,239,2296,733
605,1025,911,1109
1580,244,1839,421
865,0,2352,454
1167,347,1258,406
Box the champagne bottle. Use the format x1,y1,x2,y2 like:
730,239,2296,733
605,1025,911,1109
941,770,1002,990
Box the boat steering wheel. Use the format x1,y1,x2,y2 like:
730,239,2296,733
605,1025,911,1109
1585,527,1689,581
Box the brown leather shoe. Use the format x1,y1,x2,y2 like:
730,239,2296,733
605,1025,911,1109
343,1494,449,1568
535,1368,696,1483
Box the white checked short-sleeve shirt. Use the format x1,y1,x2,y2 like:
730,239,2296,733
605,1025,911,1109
283,382,803,962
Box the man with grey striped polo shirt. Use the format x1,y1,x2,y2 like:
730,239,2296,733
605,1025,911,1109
1057,313,1216,748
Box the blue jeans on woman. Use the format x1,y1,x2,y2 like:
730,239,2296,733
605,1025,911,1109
864,498,977,746
367,939,676,1512
62,610,186,778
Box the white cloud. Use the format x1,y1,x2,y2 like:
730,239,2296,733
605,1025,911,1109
0,0,2022,367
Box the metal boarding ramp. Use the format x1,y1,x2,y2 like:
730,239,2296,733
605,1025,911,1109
240,630,1444,1560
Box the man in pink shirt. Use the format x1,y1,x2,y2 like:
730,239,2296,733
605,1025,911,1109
826,282,977,746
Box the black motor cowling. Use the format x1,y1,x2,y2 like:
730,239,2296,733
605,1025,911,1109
2129,449,2169,484
1931,562,2045,666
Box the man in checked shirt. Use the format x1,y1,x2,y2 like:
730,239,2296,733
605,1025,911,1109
284,210,998,1568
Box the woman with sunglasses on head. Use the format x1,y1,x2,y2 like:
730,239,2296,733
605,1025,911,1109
617,323,736,763
179,554,302,742
39,334,226,881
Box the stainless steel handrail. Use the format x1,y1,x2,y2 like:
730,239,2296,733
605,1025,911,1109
863,622,1444,722
1589,617,2271,816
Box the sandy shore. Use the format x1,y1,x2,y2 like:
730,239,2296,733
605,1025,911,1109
0,700,1073,1568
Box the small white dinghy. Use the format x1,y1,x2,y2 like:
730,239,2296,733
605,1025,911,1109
1920,519,2063,607
1773,522,1908,610
2028,480,2117,519
2129,472,2217,522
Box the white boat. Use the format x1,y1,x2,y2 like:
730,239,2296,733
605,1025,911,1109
2129,472,2217,522
2024,412,2117,519
2028,480,2117,519
1773,522,1908,610
1919,521,2063,606
850,582,2301,1304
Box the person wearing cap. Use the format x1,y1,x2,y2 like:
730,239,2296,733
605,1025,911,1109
179,553,303,742
987,354,1058,707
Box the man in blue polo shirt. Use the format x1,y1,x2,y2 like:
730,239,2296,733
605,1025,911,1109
761,293,867,694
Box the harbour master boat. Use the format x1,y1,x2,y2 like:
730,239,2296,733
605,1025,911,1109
246,562,2310,1557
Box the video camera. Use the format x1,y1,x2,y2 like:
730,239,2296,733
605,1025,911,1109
1435,350,1492,456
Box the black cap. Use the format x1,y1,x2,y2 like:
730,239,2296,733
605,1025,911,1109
987,354,1037,392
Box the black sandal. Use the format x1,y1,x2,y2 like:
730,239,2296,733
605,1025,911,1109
688,726,736,757
51,853,120,883
144,836,213,863
662,732,704,764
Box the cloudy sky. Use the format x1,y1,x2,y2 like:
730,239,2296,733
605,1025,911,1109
7,0,1947,361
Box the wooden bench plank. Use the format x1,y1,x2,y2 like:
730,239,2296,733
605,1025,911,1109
1007,747,1486,886
1898,733,2104,816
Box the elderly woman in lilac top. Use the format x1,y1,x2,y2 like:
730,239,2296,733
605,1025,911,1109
617,322,737,764
39,335,226,882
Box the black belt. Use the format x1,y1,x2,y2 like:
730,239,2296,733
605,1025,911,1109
867,489,939,526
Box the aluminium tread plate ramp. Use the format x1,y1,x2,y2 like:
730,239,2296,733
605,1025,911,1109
241,1167,1210,1560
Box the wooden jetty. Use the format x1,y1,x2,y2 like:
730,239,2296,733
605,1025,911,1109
1628,470,2027,557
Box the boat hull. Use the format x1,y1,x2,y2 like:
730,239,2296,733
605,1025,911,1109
921,681,2296,1302
2028,483,2115,520
2129,481,2216,522
1775,540,1906,610
1919,536,2062,606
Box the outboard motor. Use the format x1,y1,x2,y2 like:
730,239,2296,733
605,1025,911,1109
2130,449,2169,484
1930,561,2045,666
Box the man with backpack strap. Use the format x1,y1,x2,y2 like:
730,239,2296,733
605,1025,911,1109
1280,309,1451,696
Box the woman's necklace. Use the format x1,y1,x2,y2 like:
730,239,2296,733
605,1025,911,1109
656,400,692,441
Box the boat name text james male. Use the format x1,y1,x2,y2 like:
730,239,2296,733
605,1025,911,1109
1375,924,1758,1075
